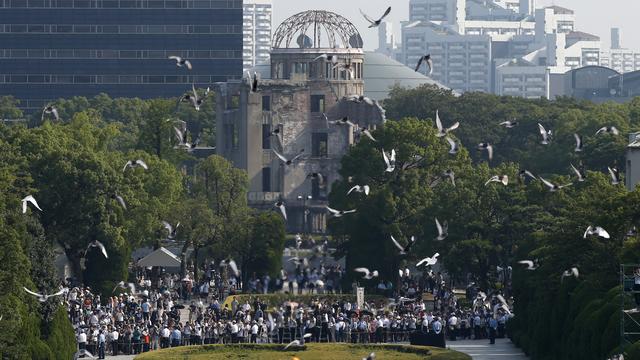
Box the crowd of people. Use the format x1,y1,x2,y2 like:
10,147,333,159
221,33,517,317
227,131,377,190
66,259,513,358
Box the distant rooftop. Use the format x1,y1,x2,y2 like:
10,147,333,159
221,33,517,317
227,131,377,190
546,5,574,15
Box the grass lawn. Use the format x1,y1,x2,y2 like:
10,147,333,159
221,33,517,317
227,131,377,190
134,343,471,360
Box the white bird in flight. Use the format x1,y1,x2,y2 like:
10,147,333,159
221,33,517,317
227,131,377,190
313,53,339,64
435,218,448,241
390,235,416,255
326,206,356,217
42,104,60,122
539,176,572,192
85,240,108,259
273,149,305,166
347,185,370,196
583,226,610,239
562,267,579,280
443,169,455,186
168,56,192,70
596,126,619,136
73,349,97,359
23,287,67,302
21,195,43,214
435,110,459,137
354,267,379,280
417,253,440,267
382,148,396,172
499,120,518,128
538,123,552,145
477,143,493,161
570,163,586,182
162,221,180,239
275,201,287,220
359,6,391,28
485,175,509,186
446,137,459,155
123,159,148,172
284,333,312,349
574,133,583,152
518,260,538,270
608,166,621,185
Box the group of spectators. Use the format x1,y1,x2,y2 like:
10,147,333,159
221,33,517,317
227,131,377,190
67,248,513,358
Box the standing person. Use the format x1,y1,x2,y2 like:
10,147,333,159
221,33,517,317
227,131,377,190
77,329,87,351
488,316,498,345
110,327,120,356
98,329,106,359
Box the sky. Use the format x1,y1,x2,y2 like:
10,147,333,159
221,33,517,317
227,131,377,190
273,0,640,51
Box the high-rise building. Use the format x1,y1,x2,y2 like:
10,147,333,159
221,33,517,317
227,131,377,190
243,0,272,71
600,28,640,74
611,27,621,50
0,0,243,112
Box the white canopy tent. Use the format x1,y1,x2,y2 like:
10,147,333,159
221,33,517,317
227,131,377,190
137,247,181,268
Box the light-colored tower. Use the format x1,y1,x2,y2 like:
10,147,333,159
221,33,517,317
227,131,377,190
243,0,272,71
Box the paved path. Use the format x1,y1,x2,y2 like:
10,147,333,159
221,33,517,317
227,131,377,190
448,338,529,360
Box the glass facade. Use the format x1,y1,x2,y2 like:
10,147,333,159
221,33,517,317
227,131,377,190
0,0,242,111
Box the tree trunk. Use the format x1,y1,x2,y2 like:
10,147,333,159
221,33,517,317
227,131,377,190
65,249,83,285
193,246,200,284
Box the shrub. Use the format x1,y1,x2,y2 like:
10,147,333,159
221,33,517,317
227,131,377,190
46,306,76,360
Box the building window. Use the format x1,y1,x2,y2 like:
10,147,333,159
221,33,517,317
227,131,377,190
262,167,271,192
262,95,270,111
310,95,325,113
312,174,327,200
262,124,271,150
312,132,328,158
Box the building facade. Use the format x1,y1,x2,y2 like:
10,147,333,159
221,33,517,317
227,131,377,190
243,0,272,71
216,11,385,233
0,0,243,112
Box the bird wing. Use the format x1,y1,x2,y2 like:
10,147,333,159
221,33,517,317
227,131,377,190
382,149,391,168
595,127,606,135
390,149,396,162
390,235,405,252
416,258,427,267
363,185,370,195
162,221,173,234
291,151,305,162
284,340,300,349
184,60,192,70
611,127,620,135
135,160,148,169
359,9,376,24
435,110,443,132
49,288,68,298
272,149,288,163
574,133,582,149
354,268,370,276
23,287,43,297
487,145,493,160
608,167,618,182
325,206,340,215
446,137,456,150
447,122,460,132
122,160,133,172
596,227,610,238
313,54,328,61
362,129,376,142
95,240,108,259
168,56,180,61
435,218,443,236
518,260,533,267
414,56,424,72
570,164,582,179
24,195,43,212
572,267,579,277
51,108,59,120
485,176,499,186
584,226,593,238
343,209,357,214
278,203,287,220
538,176,555,189
538,123,547,136
378,6,392,21
191,83,199,103
228,260,239,277
426,58,433,75
347,186,359,195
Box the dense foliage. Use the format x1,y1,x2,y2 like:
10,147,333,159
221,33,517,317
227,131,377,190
328,86,640,359
0,95,284,358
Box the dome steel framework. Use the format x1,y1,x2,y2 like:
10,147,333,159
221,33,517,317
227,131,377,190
272,10,363,49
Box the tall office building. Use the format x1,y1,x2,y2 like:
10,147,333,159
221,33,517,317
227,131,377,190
0,0,243,112
243,0,272,71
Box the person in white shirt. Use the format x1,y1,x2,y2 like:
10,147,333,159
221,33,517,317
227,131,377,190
250,321,259,343
160,326,171,348
77,330,87,350
110,328,119,355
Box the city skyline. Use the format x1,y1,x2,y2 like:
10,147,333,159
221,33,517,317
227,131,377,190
273,0,640,51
